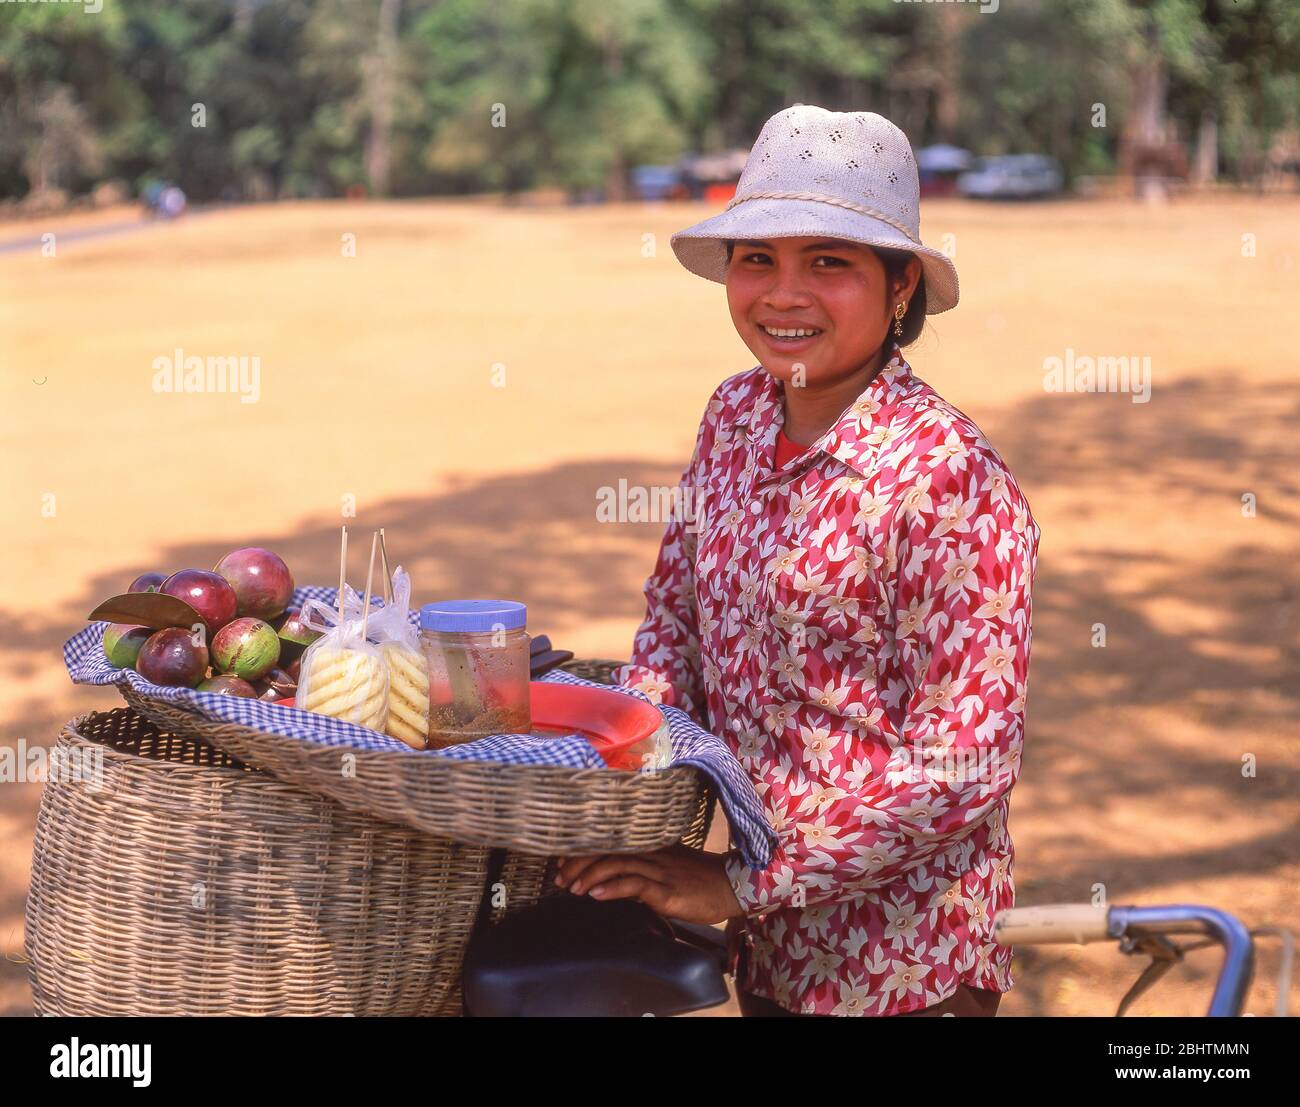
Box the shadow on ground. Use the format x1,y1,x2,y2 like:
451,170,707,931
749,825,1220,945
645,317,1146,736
2,371,1296,1014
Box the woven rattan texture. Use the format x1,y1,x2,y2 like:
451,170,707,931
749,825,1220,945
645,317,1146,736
27,660,714,1015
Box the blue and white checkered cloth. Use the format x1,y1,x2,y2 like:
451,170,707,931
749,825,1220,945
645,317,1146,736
64,584,776,868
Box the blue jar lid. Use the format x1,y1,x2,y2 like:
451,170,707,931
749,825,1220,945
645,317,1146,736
420,599,527,633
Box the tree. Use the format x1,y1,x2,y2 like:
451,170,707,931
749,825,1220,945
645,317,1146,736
0,0,1296,202
364,0,403,196
22,85,102,194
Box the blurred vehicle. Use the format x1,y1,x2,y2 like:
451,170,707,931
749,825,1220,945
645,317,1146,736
631,164,682,201
957,154,1064,199
917,143,973,197
629,148,773,203
141,180,188,218
159,185,188,218
679,148,749,201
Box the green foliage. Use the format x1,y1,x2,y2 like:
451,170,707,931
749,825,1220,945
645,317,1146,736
0,0,1295,201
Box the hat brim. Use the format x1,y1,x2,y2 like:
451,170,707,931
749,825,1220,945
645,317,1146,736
669,197,959,314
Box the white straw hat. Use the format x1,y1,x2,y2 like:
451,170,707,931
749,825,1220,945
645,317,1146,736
671,104,959,313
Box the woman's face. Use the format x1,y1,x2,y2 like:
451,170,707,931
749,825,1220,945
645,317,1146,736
725,236,921,387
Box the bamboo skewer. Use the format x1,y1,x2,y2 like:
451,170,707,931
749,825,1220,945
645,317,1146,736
338,526,348,624
378,527,393,606
361,531,379,640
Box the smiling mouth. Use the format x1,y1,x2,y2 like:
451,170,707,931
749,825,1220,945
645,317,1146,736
758,324,824,342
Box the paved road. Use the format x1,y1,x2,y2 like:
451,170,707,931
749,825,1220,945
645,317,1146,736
0,208,219,255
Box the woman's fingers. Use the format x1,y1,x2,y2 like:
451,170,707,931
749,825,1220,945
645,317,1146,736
562,854,666,895
553,850,737,923
553,855,601,887
554,853,635,890
586,875,670,914
553,852,686,893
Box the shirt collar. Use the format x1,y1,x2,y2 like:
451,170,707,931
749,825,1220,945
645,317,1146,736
730,345,917,479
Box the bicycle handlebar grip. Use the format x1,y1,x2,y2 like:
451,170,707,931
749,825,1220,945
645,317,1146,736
993,904,1111,946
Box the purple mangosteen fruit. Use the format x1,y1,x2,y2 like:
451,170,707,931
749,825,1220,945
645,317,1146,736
160,569,238,636
196,674,258,697
136,627,209,687
214,547,294,622
128,572,168,594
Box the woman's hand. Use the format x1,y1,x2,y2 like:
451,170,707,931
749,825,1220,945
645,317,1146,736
554,845,745,925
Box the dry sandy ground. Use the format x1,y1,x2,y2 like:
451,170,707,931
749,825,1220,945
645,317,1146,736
1,195,1297,1017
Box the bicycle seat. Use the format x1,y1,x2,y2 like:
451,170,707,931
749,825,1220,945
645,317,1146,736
462,893,731,1016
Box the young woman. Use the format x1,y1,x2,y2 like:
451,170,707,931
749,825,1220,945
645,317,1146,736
556,106,1041,1017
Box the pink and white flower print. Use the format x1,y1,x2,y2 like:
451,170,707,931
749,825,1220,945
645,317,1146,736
614,346,1041,1016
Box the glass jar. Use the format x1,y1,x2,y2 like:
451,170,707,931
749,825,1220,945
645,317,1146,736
419,600,531,748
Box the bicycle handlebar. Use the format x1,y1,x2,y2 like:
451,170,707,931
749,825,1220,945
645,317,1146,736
994,903,1112,946
994,902,1257,1016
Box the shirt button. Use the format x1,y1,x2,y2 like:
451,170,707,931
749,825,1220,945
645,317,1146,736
750,502,761,514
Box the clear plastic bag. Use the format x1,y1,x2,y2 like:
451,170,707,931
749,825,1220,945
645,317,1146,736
366,566,430,750
294,587,389,733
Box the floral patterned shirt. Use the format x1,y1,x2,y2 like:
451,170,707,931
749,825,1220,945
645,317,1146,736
613,345,1041,1016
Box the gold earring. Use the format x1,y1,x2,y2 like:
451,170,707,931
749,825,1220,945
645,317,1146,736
893,302,907,338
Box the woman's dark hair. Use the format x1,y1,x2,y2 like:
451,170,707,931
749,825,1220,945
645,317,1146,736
722,239,927,349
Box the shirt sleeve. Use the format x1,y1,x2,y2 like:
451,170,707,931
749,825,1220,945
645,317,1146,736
724,446,1041,917
610,397,717,729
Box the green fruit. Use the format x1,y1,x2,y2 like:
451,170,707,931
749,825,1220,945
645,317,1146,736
275,607,321,665
103,624,152,670
211,617,280,681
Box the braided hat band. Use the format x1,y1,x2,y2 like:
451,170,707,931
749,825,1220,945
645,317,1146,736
724,190,919,244
671,105,959,314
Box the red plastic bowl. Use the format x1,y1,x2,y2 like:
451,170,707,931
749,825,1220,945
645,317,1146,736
269,685,662,770
529,681,661,771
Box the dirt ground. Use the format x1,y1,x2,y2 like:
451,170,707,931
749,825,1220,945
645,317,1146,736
1,195,1296,1016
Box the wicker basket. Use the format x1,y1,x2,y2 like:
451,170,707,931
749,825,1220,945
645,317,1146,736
27,660,715,1016
118,665,711,857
